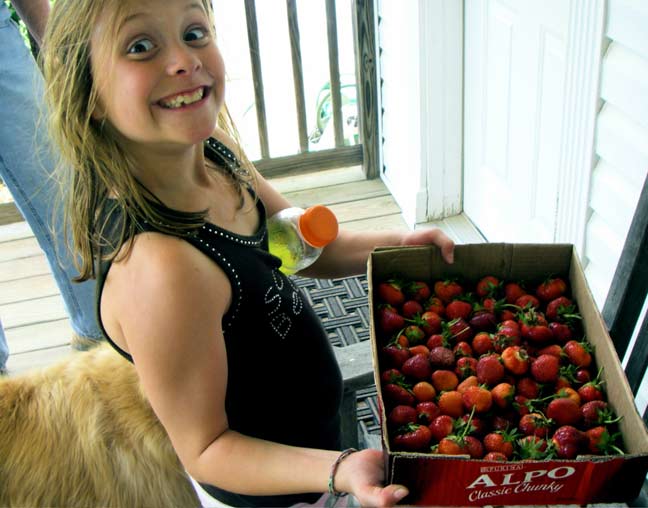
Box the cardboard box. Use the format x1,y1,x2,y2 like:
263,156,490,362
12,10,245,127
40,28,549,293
368,243,648,506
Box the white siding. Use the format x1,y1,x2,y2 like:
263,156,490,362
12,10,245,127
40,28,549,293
585,0,648,415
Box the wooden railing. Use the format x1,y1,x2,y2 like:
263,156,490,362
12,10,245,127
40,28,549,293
240,0,379,179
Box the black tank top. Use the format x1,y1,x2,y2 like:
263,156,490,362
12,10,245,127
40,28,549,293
95,138,343,507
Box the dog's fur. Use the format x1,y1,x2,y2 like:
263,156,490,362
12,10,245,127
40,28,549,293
0,343,200,507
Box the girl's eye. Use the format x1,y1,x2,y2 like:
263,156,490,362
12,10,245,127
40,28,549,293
184,26,208,42
128,38,155,54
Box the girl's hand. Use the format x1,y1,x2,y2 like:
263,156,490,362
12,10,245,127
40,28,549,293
335,449,409,507
400,228,455,264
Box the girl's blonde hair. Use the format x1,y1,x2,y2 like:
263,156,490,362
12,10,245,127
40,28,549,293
41,0,253,282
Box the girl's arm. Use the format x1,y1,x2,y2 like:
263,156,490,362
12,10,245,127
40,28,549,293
105,232,407,507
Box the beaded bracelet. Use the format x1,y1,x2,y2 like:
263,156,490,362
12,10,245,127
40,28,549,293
328,448,358,498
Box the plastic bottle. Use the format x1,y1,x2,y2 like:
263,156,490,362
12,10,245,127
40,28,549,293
267,205,339,275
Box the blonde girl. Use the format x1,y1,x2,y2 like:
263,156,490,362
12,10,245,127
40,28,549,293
41,1,454,506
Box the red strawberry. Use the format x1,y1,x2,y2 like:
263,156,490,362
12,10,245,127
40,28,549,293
378,280,405,306
472,332,495,356
457,375,478,394
504,282,526,304
425,296,445,316
491,382,515,409
464,436,485,459
406,281,431,302
493,324,521,352
516,377,540,399
578,377,604,403
429,414,454,441
516,294,541,309
483,431,515,459
378,305,405,334
426,334,447,350
437,436,467,456
416,401,441,424
382,383,415,407
545,296,576,322
401,354,432,380
446,300,473,321
452,341,473,358
530,354,560,383
388,405,418,427
434,280,463,303
393,423,432,451
501,346,529,375
549,322,573,343
483,451,508,462
563,340,592,368
581,400,620,428
380,368,404,385
536,277,568,302
381,344,410,369
476,275,501,298
469,310,497,332
401,299,423,319
412,381,437,402
551,425,587,459
408,345,430,357
403,324,426,345
584,426,624,455
519,412,552,438
462,385,493,413
455,356,478,380
428,346,455,369
546,397,582,426
447,318,474,343
419,311,443,335
517,435,553,460
476,354,505,386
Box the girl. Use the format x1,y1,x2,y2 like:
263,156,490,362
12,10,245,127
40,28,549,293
41,1,454,506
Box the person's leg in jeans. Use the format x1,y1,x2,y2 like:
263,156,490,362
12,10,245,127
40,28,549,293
0,5,102,357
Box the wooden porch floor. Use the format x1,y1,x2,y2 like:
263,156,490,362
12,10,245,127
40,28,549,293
0,166,484,376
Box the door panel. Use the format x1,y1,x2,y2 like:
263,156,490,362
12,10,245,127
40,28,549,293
464,0,569,242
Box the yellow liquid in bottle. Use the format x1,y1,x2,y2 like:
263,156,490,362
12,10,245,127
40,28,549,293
267,221,306,275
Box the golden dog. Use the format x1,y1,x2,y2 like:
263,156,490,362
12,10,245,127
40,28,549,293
0,343,200,507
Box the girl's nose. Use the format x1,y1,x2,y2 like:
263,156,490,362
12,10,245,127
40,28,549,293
166,45,202,75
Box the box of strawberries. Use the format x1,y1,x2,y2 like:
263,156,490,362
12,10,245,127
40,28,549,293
368,243,648,506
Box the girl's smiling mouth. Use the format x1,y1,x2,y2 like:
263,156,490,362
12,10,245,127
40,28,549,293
157,86,210,109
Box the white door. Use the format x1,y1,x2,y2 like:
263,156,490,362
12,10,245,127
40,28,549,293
463,0,604,245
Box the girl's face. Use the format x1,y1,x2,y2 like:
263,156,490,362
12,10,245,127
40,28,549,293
90,0,224,150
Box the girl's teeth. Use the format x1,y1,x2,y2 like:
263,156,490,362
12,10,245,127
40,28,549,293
161,88,204,108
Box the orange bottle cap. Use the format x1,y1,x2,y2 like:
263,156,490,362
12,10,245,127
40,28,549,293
298,205,339,248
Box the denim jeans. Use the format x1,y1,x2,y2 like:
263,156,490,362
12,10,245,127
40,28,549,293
0,5,102,369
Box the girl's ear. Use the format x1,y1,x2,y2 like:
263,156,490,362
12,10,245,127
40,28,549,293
91,101,106,121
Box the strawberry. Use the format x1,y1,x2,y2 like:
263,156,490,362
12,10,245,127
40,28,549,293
515,294,540,309
388,405,418,427
403,324,426,345
412,381,437,402
378,280,405,306
434,280,463,304
513,395,532,416
501,345,529,375
380,368,404,385
476,275,501,298
462,385,493,413
431,370,459,392
549,322,573,343
518,412,552,438
455,356,478,380
464,435,485,459
551,425,587,459
563,340,592,368
428,346,455,369
437,436,468,456
419,311,443,335
446,300,473,321
472,332,495,356
483,430,516,459
538,343,563,358
447,318,474,343
425,296,445,316
517,435,554,460
516,377,540,399
378,305,405,334
546,397,582,426
469,310,497,332
452,341,473,358
437,390,464,418
476,354,505,386
381,344,410,369
483,451,508,461
584,426,624,455
574,367,592,385
556,386,581,406
429,414,454,441
393,423,432,451
401,354,432,380
426,334,447,350
382,383,415,407
461,413,488,437
405,281,431,302
408,345,430,357
578,370,604,402
504,282,526,304
491,382,515,409
401,299,423,319
457,375,479,394
493,324,521,352
545,296,577,322
416,401,441,424
530,354,560,383
581,400,621,428
536,277,568,302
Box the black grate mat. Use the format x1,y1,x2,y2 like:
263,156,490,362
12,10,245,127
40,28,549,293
291,274,381,445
